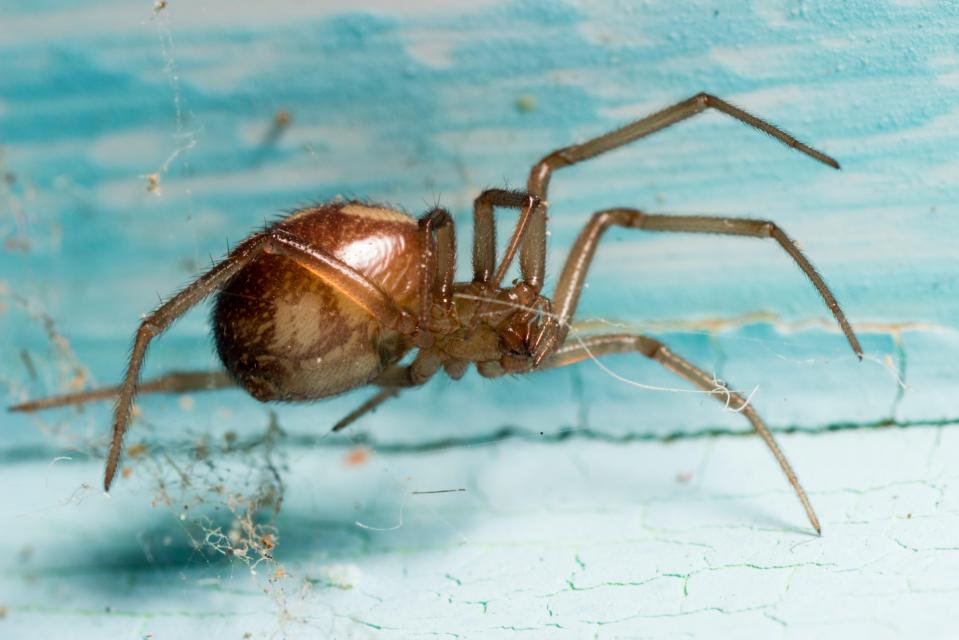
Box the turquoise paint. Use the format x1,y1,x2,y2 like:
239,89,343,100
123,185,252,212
4,3,959,637
3,0,958,446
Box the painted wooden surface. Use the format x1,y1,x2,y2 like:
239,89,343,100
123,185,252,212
2,0,959,637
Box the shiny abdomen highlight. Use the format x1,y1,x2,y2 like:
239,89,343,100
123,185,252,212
212,203,421,401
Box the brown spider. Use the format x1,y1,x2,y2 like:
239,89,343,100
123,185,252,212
11,93,861,534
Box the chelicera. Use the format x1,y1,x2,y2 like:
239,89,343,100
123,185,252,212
12,94,861,533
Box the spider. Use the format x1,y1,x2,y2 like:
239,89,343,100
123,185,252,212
11,93,861,534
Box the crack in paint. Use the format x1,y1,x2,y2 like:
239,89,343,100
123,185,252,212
4,415,959,466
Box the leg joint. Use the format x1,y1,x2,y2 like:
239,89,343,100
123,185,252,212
137,322,159,340
759,220,781,238
592,208,646,230
637,335,667,360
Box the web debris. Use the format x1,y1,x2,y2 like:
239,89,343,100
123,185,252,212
141,5,199,196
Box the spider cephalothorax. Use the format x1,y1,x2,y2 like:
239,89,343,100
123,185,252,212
12,94,862,534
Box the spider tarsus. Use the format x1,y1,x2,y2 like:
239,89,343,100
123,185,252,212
803,502,822,536
844,331,864,360
104,456,119,493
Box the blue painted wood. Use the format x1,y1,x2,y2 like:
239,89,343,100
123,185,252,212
3,1,959,637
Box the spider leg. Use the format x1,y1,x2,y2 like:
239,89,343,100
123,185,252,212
418,208,456,330
540,333,821,534
521,93,840,289
471,189,539,287
331,351,443,432
331,387,401,433
104,227,419,492
8,370,234,413
467,189,540,332
532,208,862,365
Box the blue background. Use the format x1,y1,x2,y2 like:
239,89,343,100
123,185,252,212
3,1,959,637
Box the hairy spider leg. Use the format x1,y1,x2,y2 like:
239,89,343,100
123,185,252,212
331,387,401,432
540,333,822,535
330,351,445,432
531,208,863,364
471,189,540,287
521,92,842,290
468,189,540,328
418,207,457,328
8,370,235,413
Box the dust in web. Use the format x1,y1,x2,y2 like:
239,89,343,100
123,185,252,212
4,290,94,448
7,294,299,619
143,9,198,198
0,150,32,252
6,294,469,635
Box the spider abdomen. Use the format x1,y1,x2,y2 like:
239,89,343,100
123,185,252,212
211,202,422,402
